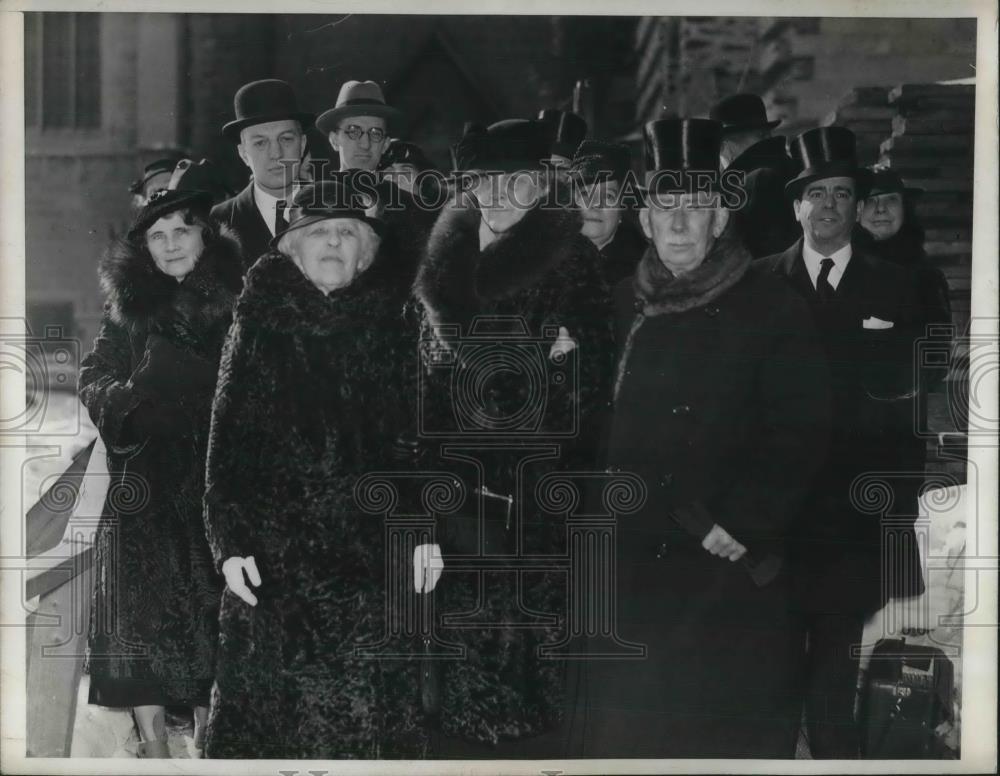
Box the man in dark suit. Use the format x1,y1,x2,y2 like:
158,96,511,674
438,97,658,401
758,126,924,758
711,93,799,258
211,79,314,269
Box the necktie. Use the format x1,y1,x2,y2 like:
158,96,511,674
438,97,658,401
275,200,289,236
816,257,836,302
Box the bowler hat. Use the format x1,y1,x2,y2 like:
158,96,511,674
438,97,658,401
710,93,781,133
128,157,181,195
378,139,433,172
537,109,588,159
271,176,386,250
315,81,403,136
785,126,873,200
642,118,724,197
221,79,315,142
865,166,924,198
569,140,632,184
451,119,550,174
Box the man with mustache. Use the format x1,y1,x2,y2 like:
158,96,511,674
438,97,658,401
758,126,924,758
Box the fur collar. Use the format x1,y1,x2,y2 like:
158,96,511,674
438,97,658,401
414,201,585,328
236,249,401,337
100,227,244,332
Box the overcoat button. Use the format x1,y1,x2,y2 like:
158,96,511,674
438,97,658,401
705,306,720,317
656,542,669,559
671,404,691,415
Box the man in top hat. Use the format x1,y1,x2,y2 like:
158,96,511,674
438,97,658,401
758,126,923,758
569,140,647,287
710,92,799,258
129,156,183,209
570,118,829,758
211,79,313,269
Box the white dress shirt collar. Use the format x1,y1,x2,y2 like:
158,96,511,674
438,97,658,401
801,240,853,290
252,184,284,238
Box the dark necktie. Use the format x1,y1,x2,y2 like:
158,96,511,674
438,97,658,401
816,257,836,302
275,200,289,236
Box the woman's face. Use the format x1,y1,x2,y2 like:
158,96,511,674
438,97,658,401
289,217,376,294
860,192,905,241
145,212,205,281
575,180,624,247
473,171,542,234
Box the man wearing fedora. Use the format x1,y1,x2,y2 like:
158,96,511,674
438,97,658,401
758,126,923,758
212,79,314,269
569,118,829,758
710,93,799,259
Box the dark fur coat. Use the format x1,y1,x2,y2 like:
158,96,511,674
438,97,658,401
79,229,243,707
413,201,614,747
202,248,429,759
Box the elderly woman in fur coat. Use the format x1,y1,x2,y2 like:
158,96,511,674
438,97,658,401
413,119,614,757
79,187,244,758
202,179,436,759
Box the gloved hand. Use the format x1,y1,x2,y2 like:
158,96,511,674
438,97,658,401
222,556,262,606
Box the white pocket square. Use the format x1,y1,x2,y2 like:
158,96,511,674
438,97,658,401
862,316,894,330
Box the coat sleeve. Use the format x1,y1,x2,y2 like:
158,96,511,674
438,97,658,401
711,295,832,547
78,311,145,454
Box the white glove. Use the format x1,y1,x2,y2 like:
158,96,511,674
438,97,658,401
549,326,577,360
413,543,444,593
222,556,261,606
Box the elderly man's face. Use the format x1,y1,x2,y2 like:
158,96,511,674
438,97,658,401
640,193,728,275
793,176,858,250
473,171,543,234
238,120,307,195
575,180,624,248
289,217,377,294
329,116,388,171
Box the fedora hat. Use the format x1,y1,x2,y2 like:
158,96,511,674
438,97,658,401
271,176,386,250
222,79,315,142
315,81,403,136
785,126,873,200
451,119,550,174
709,93,781,133
569,140,632,184
537,109,588,159
642,118,724,197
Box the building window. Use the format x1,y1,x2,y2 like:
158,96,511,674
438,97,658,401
25,12,101,129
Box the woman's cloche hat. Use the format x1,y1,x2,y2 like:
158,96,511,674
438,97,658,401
271,177,386,249
128,158,219,239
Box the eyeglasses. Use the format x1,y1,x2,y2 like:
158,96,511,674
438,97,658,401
340,125,386,143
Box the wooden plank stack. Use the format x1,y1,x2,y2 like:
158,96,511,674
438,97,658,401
821,86,895,166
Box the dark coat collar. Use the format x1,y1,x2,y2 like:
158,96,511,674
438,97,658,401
728,135,794,174
100,226,243,331
414,201,585,328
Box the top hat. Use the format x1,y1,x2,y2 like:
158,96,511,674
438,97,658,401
315,81,403,136
537,109,588,159
128,157,182,195
451,119,550,174
569,140,632,184
865,165,924,198
709,93,782,134
271,176,386,249
167,158,234,204
643,118,724,196
785,126,873,200
378,139,433,172
221,79,315,142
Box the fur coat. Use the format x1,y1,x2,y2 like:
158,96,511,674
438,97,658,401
413,201,614,747
202,248,429,759
78,229,243,707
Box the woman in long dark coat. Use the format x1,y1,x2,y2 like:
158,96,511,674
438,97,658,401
79,188,244,757
413,119,614,756
202,180,431,759
571,119,832,758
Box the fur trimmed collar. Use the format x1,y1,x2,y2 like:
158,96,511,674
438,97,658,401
236,250,401,337
414,201,585,328
99,227,244,332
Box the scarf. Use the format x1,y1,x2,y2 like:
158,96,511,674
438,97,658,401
613,223,752,401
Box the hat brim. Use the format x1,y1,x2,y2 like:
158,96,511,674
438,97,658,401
785,163,873,201
128,190,214,240
222,111,316,142
270,211,386,251
720,118,782,134
315,104,403,136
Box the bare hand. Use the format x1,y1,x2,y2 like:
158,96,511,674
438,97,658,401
413,543,444,593
701,524,747,562
222,556,261,606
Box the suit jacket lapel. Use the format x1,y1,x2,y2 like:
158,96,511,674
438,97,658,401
772,238,815,300
233,184,273,264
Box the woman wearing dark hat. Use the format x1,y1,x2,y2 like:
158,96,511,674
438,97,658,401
569,118,829,758
79,185,244,758
569,140,647,286
202,179,434,759
414,118,614,756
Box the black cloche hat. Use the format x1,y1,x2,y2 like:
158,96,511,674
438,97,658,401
709,93,782,134
451,119,550,174
785,126,873,200
537,109,588,159
377,139,433,172
222,79,315,142
271,177,386,250
569,140,632,184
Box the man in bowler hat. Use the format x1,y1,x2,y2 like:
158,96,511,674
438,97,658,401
758,126,924,758
710,93,799,258
212,79,313,269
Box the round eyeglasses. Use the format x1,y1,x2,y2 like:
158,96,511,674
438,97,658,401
340,125,387,143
